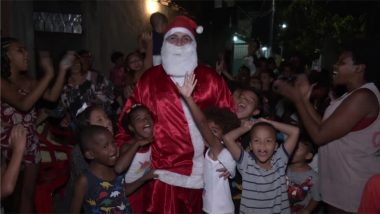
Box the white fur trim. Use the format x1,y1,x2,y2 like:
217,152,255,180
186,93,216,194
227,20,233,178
196,26,203,34
154,170,204,189
154,97,205,189
164,27,195,41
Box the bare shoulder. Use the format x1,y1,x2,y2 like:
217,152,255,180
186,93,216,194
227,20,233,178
348,88,379,108
75,174,88,188
343,87,379,116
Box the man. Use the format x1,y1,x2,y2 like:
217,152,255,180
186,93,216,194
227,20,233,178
116,16,234,213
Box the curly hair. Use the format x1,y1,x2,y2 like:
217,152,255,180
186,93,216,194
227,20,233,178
203,107,240,134
121,104,152,135
1,37,19,79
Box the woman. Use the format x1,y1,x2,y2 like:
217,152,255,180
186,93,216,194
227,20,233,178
123,32,153,100
274,40,380,213
60,54,115,124
1,37,73,212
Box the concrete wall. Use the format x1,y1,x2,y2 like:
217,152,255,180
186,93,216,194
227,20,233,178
2,0,36,75
82,0,177,75
2,0,178,76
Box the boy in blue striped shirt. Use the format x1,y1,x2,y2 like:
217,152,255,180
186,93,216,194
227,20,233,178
223,119,299,214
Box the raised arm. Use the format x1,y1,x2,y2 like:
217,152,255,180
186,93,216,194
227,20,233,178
176,73,224,157
274,78,377,145
0,125,26,199
259,118,299,155
222,120,254,161
142,32,153,71
1,52,54,112
114,139,151,174
43,51,75,102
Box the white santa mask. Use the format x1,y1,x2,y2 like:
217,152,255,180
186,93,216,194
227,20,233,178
161,38,198,77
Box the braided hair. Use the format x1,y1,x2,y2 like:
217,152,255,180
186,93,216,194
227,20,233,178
1,37,19,79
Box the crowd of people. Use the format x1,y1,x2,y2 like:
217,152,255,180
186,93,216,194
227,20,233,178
1,13,379,214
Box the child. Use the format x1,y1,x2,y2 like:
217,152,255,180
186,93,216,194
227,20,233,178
63,104,114,211
235,86,261,123
71,125,132,213
231,86,262,206
1,125,27,200
223,118,299,213
287,133,320,213
176,74,241,214
149,12,168,66
114,104,155,214
1,37,73,212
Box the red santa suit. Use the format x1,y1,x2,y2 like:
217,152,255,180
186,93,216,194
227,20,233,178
116,64,234,212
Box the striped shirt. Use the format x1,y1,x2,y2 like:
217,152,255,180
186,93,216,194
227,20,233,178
237,144,290,214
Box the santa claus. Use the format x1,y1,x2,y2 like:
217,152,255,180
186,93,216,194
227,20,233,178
116,15,234,213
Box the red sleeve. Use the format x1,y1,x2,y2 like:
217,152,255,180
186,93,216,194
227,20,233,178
193,65,235,112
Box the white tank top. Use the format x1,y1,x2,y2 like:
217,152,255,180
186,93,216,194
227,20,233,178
319,83,380,212
124,147,151,183
203,148,235,214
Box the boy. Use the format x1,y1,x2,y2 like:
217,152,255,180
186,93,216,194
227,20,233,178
71,126,155,213
223,118,299,213
149,12,168,66
176,73,241,214
287,133,321,213
231,86,262,206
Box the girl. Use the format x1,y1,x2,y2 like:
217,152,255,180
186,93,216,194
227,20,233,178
114,104,155,214
274,40,380,213
123,32,153,100
1,37,73,212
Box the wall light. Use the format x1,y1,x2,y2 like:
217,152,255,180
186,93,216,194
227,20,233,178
146,0,159,15
233,35,238,42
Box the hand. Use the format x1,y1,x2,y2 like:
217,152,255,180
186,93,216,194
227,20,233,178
59,51,76,71
176,73,197,98
138,32,152,51
39,51,54,78
9,124,27,153
273,79,300,102
216,167,231,180
241,119,255,131
141,32,152,45
142,169,158,180
294,74,315,100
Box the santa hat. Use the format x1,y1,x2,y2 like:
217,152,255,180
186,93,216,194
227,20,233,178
164,16,203,41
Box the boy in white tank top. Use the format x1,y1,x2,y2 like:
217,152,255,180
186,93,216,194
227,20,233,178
177,74,241,214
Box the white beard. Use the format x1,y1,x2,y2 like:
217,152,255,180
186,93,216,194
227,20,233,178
161,41,198,77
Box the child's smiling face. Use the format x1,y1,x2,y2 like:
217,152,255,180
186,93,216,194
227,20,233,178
129,108,154,140
89,131,118,167
235,90,260,121
250,125,277,169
